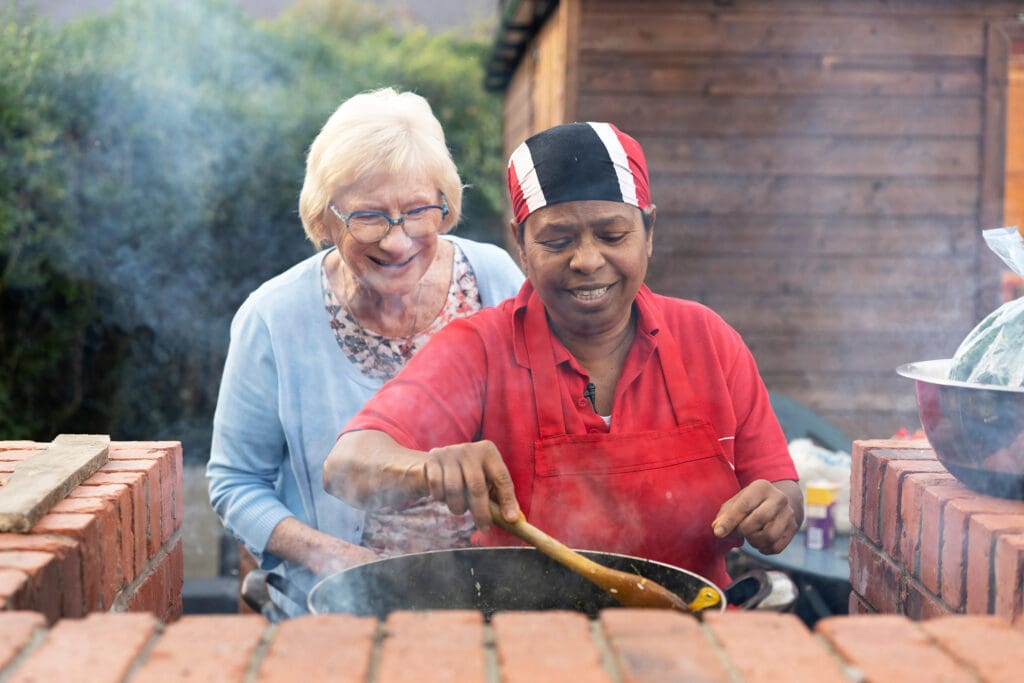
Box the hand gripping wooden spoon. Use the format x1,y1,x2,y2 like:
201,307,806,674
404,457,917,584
489,502,721,614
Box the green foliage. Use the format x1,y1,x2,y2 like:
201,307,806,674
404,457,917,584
0,0,503,457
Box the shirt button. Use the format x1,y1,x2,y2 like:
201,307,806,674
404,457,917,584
577,399,588,408
587,427,599,434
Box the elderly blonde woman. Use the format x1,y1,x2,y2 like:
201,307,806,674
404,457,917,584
207,88,523,605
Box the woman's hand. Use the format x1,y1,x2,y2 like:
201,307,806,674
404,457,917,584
266,517,379,578
324,430,520,532
423,440,520,532
711,479,803,554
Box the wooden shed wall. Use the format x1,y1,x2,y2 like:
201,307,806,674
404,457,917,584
500,0,1024,440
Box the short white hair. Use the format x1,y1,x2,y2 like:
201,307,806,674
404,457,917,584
299,87,463,245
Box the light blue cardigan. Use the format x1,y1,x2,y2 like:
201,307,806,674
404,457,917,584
207,235,524,589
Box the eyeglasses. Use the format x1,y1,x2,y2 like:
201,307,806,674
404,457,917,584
329,193,449,244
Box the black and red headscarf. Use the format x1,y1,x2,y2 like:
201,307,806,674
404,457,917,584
507,122,651,224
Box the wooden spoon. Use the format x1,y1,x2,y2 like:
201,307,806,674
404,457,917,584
489,502,719,613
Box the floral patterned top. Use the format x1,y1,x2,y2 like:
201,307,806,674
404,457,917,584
321,244,482,556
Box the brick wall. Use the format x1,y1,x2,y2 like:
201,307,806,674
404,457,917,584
0,610,1020,681
849,439,1024,623
0,441,183,624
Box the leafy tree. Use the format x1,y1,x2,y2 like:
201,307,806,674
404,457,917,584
0,0,504,460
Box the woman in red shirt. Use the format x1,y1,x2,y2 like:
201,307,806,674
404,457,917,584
323,122,802,587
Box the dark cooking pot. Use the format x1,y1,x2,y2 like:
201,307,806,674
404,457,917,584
242,547,782,622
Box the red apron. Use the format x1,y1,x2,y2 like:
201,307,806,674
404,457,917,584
477,293,741,588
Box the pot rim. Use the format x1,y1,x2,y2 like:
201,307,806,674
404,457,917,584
306,545,728,615
897,358,1024,394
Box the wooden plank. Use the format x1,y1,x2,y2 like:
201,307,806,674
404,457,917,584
649,176,978,216
661,214,975,257
578,53,983,97
0,435,110,533
578,93,982,137
743,332,956,374
642,135,979,177
760,371,923,414
680,294,975,336
579,12,985,58
977,21,1024,317
583,0,1024,20
651,253,974,298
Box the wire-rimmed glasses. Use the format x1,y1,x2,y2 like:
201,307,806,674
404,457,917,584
329,193,449,244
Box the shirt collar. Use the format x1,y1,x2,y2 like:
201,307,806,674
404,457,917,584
512,281,662,369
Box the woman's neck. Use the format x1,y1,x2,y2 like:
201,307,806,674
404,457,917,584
326,243,451,338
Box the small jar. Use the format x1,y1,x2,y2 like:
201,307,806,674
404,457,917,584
804,482,839,550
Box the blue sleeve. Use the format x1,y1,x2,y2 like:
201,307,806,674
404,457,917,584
207,297,294,569
449,236,524,306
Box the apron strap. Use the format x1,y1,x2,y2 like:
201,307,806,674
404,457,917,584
524,290,567,438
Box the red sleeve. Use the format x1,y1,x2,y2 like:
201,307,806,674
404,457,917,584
723,330,799,487
342,318,488,450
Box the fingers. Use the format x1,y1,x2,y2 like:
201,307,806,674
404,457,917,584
424,441,519,532
713,480,798,554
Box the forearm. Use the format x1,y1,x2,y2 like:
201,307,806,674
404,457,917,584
265,517,377,576
322,430,429,509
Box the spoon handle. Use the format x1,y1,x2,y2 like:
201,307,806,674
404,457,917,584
489,501,611,577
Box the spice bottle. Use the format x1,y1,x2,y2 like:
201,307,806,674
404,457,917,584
804,482,838,550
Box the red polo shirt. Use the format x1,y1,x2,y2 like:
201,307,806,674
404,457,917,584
344,282,797,515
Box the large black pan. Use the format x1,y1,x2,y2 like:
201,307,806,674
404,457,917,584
244,547,775,621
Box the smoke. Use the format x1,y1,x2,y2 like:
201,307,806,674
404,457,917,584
54,0,316,457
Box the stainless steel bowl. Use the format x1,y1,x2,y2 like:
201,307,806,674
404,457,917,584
897,359,1024,499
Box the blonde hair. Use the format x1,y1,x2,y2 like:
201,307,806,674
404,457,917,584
299,87,463,245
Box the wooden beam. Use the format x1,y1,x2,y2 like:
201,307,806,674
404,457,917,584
0,435,110,533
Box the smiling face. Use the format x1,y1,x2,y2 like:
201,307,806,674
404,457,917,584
328,171,447,298
514,200,654,339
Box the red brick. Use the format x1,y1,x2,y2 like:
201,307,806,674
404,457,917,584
7,612,157,683
0,612,45,668
704,611,848,683
941,497,1024,611
0,442,42,453
0,534,83,618
494,612,609,683
899,472,958,576
922,616,1024,683
902,575,953,620
0,569,29,609
256,615,377,683
849,533,901,613
31,513,101,612
879,459,948,561
860,449,888,543
965,514,1024,615
69,483,135,586
101,459,160,558
131,615,266,682
50,496,120,609
126,557,168,618
165,538,184,621
919,482,975,594
848,591,874,615
993,532,1024,622
79,471,148,577
816,614,973,682
0,551,62,624
381,611,487,683
158,455,173,544
601,609,728,682
0,449,38,461
849,441,869,530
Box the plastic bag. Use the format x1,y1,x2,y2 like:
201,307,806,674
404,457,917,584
787,438,852,535
948,227,1024,387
